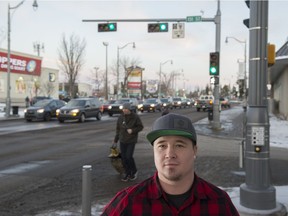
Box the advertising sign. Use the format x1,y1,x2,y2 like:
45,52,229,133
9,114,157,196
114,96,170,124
127,67,142,89
146,80,158,93
0,51,42,76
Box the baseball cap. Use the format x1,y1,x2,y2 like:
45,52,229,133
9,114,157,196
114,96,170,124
146,113,197,145
122,102,131,110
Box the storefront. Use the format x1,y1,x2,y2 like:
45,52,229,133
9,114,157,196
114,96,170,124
0,48,59,106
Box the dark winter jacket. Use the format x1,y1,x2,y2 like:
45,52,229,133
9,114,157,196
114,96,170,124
114,112,144,144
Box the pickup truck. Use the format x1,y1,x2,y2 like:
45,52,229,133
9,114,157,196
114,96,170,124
195,95,214,112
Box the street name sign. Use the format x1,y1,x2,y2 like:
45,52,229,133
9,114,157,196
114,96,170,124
186,16,202,22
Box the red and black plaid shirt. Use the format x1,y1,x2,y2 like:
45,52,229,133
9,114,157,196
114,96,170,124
101,172,239,216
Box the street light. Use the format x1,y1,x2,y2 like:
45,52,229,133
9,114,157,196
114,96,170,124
117,42,135,99
225,36,247,109
159,60,173,98
103,42,109,100
5,0,38,117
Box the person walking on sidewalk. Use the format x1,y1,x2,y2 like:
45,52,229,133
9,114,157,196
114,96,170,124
113,102,143,182
103,113,239,216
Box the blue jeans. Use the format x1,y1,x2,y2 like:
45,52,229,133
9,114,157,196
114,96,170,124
120,142,137,176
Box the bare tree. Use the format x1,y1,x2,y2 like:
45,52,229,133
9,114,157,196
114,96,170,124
58,33,86,98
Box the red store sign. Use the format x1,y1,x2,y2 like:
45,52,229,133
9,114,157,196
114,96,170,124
0,51,42,76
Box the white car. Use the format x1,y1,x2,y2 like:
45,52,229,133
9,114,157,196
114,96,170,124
0,103,6,112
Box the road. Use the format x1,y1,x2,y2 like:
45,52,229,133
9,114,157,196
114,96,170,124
0,108,207,215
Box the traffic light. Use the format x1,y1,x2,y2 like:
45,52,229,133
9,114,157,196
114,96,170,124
243,0,250,28
209,52,219,76
98,23,117,32
148,23,168,33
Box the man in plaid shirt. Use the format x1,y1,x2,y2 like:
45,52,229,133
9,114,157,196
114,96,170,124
102,113,239,216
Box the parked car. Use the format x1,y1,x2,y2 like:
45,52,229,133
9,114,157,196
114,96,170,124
107,98,138,117
30,96,51,105
220,97,231,108
101,99,116,114
160,98,173,110
138,98,162,112
56,97,103,123
195,95,214,112
24,99,66,122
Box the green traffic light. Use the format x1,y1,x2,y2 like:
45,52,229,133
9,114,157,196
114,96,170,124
159,23,167,31
108,23,115,30
210,67,217,74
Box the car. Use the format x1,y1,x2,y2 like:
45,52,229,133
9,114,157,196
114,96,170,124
220,97,231,108
24,99,66,122
138,98,162,112
30,96,51,105
181,98,193,108
172,97,183,109
195,95,214,112
101,100,116,114
56,97,103,123
107,98,138,117
160,98,173,110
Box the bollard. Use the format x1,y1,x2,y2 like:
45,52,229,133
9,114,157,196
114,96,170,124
82,165,92,216
239,140,244,168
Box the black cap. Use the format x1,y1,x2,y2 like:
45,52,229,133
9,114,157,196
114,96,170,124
146,113,197,145
122,102,131,110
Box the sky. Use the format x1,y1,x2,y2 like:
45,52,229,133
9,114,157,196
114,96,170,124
0,0,288,92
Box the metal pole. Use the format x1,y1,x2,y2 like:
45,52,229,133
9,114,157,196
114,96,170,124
159,63,162,98
103,42,109,100
116,46,120,100
6,3,12,117
212,0,221,130
82,165,92,216
116,42,135,100
239,0,279,211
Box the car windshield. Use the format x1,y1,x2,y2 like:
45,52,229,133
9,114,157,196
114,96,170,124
160,99,168,102
145,99,156,103
173,98,181,101
116,99,130,104
67,100,86,107
33,99,51,107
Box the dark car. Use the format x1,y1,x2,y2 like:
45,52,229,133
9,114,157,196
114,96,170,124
160,98,173,110
24,99,66,122
107,98,138,117
138,98,162,112
56,97,102,123
101,100,116,114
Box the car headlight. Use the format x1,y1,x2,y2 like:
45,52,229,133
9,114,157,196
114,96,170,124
37,109,44,113
24,109,27,113
71,109,80,116
119,105,123,110
56,109,60,115
138,104,143,109
177,101,181,104
108,105,112,110
150,104,155,107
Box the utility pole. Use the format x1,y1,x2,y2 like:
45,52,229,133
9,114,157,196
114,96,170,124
239,1,286,214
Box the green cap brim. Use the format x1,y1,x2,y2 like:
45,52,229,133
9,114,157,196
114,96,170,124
146,129,195,145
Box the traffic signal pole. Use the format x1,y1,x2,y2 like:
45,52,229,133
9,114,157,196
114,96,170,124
239,1,286,214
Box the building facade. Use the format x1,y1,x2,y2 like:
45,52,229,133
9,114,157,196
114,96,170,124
0,48,59,107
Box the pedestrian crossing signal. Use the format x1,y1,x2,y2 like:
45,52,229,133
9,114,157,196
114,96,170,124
209,52,219,76
98,23,117,32
148,23,168,33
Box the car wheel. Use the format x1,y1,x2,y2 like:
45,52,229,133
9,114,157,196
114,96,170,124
59,119,64,123
26,119,32,122
44,113,51,121
79,113,85,123
96,112,102,120
108,113,113,117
